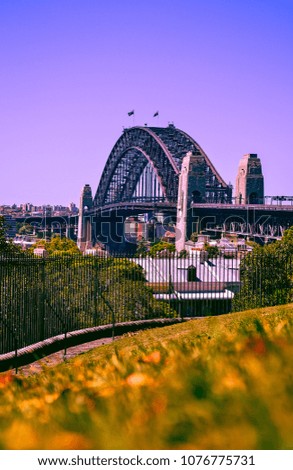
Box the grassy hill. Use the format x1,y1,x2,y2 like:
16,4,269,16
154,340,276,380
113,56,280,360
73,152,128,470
0,304,293,450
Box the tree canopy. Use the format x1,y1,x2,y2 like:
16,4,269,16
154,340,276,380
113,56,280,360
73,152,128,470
0,216,7,251
33,235,81,256
233,227,293,311
0,216,21,253
149,241,175,257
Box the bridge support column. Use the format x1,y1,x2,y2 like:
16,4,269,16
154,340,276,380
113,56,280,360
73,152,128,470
77,184,93,251
235,154,264,204
176,152,206,252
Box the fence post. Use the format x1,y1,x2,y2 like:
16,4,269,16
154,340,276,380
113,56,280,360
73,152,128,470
14,328,18,374
39,257,46,341
93,256,99,325
0,315,19,373
168,254,171,309
111,301,115,340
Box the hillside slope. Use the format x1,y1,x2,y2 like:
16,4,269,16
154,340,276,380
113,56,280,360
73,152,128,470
0,304,293,450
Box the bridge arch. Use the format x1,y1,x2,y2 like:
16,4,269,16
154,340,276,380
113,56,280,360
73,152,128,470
93,125,231,208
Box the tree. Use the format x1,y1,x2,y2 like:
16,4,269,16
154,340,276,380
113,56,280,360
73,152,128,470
233,228,293,311
18,223,34,235
280,226,293,252
178,249,188,258
190,232,198,243
136,237,149,256
33,235,81,256
204,243,220,258
149,241,175,257
0,216,22,253
95,257,175,322
0,216,7,251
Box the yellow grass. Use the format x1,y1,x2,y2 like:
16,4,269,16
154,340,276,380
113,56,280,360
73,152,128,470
0,303,293,450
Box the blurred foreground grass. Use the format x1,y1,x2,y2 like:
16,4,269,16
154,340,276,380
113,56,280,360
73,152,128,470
0,304,293,450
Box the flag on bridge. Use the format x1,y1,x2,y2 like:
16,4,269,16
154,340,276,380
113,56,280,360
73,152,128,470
128,110,135,116
153,111,159,117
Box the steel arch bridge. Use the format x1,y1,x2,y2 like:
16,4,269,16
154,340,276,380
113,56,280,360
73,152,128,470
93,124,232,209
77,124,293,250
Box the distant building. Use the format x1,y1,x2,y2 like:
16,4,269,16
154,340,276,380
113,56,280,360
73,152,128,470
20,203,33,212
133,254,240,316
33,247,48,257
69,202,78,214
125,217,148,242
161,230,176,243
13,235,36,250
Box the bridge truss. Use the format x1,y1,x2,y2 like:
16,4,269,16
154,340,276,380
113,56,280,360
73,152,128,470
93,124,232,208
76,125,293,250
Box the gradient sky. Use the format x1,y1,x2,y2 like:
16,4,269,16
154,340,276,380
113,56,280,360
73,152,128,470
0,0,292,206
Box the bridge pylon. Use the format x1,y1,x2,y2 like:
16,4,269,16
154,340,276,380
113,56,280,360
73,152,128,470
235,153,264,204
77,184,93,251
175,152,206,252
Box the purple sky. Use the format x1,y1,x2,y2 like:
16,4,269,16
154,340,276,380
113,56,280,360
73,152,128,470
0,0,292,206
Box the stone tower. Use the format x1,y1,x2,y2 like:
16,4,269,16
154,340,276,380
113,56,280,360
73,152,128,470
77,184,93,251
235,154,264,204
175,152,206,252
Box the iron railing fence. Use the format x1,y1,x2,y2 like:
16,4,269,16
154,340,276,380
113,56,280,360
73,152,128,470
0,250,292,355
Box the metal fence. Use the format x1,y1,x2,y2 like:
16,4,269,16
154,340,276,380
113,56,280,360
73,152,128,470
0,250,292,355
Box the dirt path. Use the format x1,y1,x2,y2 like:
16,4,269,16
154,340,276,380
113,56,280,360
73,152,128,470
15,337,116,376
